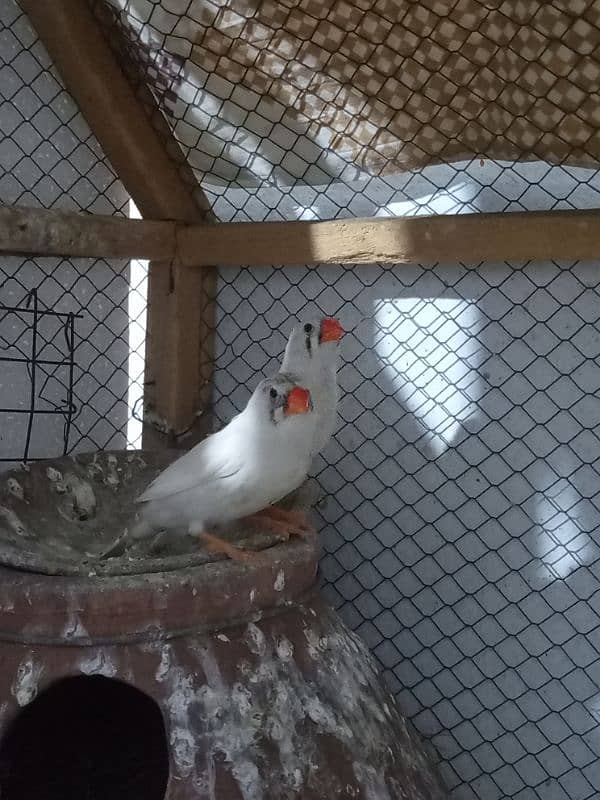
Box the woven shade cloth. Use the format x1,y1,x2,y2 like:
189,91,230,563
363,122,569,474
92,0,600,187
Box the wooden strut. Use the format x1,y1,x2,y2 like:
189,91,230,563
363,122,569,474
18,0,216,447
2,203,600,265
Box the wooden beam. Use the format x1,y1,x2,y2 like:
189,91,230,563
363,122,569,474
0,204,174,260
3,203,600,265
19,0,215,446
177,210,600,266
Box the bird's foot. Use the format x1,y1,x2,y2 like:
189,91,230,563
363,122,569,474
198,531,259,563
244,506,316,541
100,533,129,559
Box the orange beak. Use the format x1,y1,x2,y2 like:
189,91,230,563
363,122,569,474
285,386,311,415
320,317,344,343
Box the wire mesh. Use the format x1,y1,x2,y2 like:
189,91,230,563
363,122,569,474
91,0,600,198
0,0,146,467
0,288,79,462
209,163,600,800
3,1,600,799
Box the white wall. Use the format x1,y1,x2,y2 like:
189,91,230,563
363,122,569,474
3,1,600,797
212,162,600,800
0,1,133,469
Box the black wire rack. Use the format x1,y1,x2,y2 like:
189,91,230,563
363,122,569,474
0,289,81,463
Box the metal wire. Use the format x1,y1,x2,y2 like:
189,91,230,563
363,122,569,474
210,176,600,800
0,289,81,462
84,4,600,798
0,0,143,463
2,2,600,799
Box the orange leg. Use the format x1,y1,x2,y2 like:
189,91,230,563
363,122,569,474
244,507,316,540
197,531,259,563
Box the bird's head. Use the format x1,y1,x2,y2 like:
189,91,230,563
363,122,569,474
282,318,344,376
254,376,312,425
283,321,320,371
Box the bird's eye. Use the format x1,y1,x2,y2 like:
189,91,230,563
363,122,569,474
269,388,278,399
304,323,313,334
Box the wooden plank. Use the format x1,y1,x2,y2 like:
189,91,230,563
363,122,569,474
0,204,174,260
3,203,600,265
19,0,215,446
177,210,600,266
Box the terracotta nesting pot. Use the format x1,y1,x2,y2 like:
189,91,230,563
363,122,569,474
0,538,446,799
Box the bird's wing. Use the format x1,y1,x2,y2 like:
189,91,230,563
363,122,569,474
137,423,244,504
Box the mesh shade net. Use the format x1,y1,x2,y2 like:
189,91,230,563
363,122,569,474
90,0,600,193
3,1,600,799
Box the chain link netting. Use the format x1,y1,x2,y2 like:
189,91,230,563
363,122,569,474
95,0,600,183
210,163,600,800
3,1,600,799
0,0,147,464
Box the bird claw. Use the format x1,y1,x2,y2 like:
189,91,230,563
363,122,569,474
282,510,316,538
198,531,260,563
274,526,311,542
243,507,316,541
100,533,129,559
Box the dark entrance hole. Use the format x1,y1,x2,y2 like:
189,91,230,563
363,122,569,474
0,674,169,800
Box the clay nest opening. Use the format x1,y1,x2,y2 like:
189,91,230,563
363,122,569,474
0,451,319,577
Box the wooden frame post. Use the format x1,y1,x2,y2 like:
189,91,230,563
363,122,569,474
19,0,215,447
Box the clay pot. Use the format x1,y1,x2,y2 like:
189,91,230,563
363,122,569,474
0,539,445,799
0,453,445,798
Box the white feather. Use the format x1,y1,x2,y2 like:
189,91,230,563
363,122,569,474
133,374,316,538
281,321,341,457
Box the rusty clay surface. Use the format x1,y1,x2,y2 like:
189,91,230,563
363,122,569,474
0,596,446,800
0,536,318,644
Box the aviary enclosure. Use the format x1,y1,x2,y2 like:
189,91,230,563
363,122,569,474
0,1,599,798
